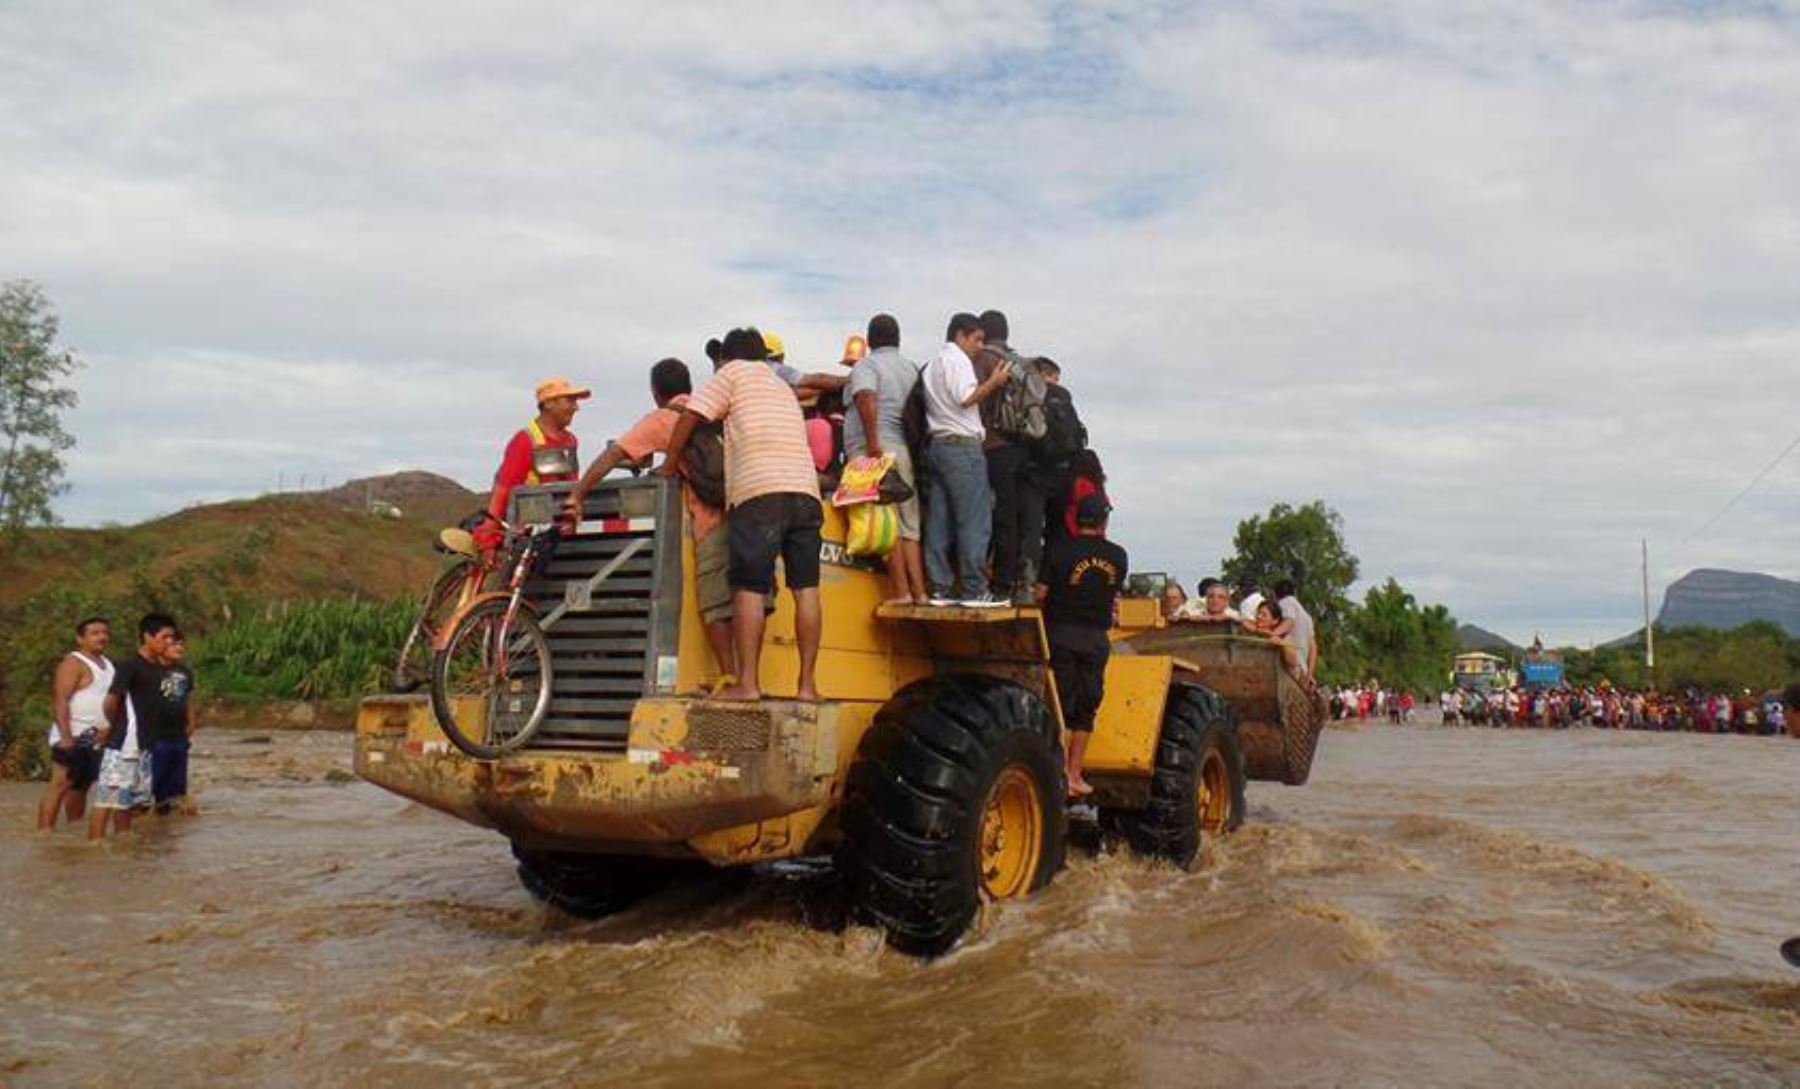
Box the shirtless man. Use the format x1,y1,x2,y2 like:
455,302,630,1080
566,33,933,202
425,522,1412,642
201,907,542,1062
36,616,114,831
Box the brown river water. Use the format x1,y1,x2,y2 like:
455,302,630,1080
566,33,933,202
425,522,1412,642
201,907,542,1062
3,724,1796,1088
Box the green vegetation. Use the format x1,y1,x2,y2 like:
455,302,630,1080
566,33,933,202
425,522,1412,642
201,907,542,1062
194,599,413,700
0,279,82,530
1330,579,1460,694
1560,621,1800,693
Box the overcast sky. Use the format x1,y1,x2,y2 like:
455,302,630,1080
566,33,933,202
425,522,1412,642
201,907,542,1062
4,1,1797,645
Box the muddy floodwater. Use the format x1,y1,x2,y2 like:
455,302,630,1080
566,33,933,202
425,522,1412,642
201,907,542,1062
4,725,1796,1087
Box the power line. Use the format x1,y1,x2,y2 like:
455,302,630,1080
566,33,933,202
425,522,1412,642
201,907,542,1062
1683,426,1800,542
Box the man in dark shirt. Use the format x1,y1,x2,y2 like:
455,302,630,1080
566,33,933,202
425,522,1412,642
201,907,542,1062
104,613,196,820
972,310,1049,605
150,631,199,814
90,613,175,838
1035,494,1129,798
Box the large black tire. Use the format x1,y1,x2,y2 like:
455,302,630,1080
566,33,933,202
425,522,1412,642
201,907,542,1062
512,844,665,919
1127,685,1247,868
837,674,1067,957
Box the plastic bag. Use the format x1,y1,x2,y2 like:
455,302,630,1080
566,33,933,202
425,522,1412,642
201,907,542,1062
846,503,899,557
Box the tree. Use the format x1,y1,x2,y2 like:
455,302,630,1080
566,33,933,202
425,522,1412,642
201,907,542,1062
1343,578,1459,692
0,280,81,530
1221,500,1360,644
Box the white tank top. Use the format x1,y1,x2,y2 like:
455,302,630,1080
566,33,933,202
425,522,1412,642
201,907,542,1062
49,652,114,743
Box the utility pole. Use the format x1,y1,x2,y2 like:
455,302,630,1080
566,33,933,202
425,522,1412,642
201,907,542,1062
1641,539,1656,690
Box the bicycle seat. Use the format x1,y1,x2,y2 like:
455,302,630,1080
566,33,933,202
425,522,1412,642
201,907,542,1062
437,527,478,557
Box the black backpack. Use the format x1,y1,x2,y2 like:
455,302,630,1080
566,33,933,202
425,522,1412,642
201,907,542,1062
680,420,728,509
1033,383,1086,464
900,363,929,452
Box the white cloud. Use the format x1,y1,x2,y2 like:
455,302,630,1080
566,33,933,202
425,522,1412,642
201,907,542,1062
3,0,1797,642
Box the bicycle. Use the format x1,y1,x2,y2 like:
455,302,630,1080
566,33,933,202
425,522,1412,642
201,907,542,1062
427,514,562,760
392,512,493,693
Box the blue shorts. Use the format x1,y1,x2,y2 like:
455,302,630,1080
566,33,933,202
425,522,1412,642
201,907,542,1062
148,738,190,805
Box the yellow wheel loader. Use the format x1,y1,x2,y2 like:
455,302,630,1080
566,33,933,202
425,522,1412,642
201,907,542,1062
355,478,1325,955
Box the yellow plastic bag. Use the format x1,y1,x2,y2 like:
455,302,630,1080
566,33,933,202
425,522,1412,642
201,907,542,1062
846,502,899,557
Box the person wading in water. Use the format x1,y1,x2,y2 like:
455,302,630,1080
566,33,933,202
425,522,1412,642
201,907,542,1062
37,616,113,832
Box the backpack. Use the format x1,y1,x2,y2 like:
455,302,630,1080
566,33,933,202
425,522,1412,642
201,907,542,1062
680,420,728,509
1033,383,1086,464
900,363,929,452
983,347,1048,442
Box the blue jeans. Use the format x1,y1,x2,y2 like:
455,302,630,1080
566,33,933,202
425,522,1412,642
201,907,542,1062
923,437,992,598
148,738,189,807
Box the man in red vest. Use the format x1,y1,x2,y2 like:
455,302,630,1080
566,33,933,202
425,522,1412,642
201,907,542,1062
479,377,588,548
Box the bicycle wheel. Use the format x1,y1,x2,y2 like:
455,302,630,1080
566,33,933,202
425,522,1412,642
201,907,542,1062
393,561,475,692
430,598,553,759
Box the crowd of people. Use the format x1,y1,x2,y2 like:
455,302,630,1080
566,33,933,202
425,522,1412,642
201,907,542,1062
1324,686,1419,723
1308,681,1796,736
37,612,200,840
1438,684,1795,735
506,308,1128,795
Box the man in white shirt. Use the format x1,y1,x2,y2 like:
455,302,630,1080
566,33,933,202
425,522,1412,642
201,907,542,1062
1272,578,1317,677
922,312,1010,606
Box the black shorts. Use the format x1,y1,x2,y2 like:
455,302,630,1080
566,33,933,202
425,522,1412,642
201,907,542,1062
728,492,824,595
51,740,103,791
1049,623,1112,733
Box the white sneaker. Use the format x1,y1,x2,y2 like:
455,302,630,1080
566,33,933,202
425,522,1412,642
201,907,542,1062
926,596,958,607
960,593,1008,608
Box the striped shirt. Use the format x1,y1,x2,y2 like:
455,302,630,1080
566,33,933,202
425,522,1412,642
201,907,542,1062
686,360,819,509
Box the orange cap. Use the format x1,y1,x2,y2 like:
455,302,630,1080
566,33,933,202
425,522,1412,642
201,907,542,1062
535,377,591,403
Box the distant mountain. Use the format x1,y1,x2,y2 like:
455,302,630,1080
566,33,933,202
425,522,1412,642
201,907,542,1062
1457,624,1519,653
1656,569,1800,636
313,470,475,509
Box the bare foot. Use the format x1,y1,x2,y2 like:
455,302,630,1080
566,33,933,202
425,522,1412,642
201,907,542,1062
796,687,820,702
879,597,916,609
712,685,762,702
1066,777,1095,798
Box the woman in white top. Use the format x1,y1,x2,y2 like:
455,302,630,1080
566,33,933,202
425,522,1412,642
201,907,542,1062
37,616,115,831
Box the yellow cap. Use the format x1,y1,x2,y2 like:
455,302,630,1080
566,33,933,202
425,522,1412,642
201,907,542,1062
762,330,785,360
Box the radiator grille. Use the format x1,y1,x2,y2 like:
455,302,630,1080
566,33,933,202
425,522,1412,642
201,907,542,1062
510,480,678,752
